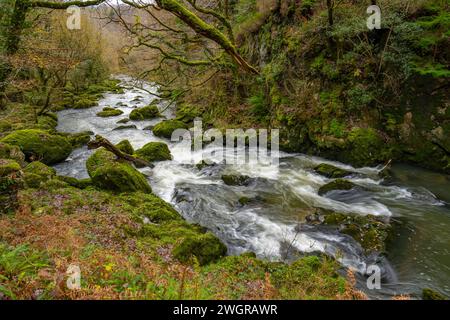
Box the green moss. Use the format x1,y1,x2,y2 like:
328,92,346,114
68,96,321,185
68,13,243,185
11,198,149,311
307,209,391,253
113,125,137,131
0,159,21,176
56,176,92,189
68,131,92,148
115,140,134,155
96,107,124,117
1,130,72,165
318,179,357,195
134,142,172,162
36,115,57,130
238,196,250,205
221,174,251,186
314,163,352,178
116,118,130,124
152,120,188,139
73,98,97,109
176,104,202,124
173,233,227,266
23,161,56,188
129,104,160,120
422,288,447,300
0,143,25,166
86,149,152,193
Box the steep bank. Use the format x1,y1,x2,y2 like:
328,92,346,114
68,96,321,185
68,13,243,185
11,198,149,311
182,0,449,173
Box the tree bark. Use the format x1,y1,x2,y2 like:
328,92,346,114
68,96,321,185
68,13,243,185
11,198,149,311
87,135,154,168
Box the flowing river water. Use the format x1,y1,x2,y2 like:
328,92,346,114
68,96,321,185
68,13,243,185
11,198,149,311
53,76,450,299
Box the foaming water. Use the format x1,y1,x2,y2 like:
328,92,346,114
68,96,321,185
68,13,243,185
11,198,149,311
54,76,450,299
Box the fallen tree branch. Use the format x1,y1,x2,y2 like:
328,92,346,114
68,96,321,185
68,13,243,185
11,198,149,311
87,135,154,168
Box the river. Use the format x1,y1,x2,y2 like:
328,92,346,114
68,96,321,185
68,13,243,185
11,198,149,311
53,75,450,299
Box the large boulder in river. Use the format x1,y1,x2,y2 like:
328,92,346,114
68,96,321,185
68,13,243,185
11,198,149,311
115,140,134,155
318,179,358,196
134,142,172,162
1,129,72,165
86,148,152,193
221,174,251,186
96,107,124,117
152,120,188,139
305,209,392,253
173,233,227,266
129,104,160,120
314,163,353,178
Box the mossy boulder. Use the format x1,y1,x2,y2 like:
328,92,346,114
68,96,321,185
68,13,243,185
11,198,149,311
0,142,26,166
140,194,181,223
318,179,357,196
221,174,251,186
0,159,21,176
69,131,93,148
173,233,227,266
134,142,172,162
113,125,137,131
1,129,72,165
56,175,92,189
422,288,447,300
74,98,97,109
115,140,134,155
129,104,160,120
305,209,392,253
23,161,56,188
152,120,188,139
86,148,152,193
238,196,251,205
116,118,130,124
37,115,57,130
314,163,352,178
96,107,124,117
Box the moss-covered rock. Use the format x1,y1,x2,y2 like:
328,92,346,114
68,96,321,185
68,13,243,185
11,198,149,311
96,107,124,117
221,174,251,186
23,161,56,188
0,159,21,176
129,104,160,120
86,148,152,193
134,142,172,162
152,120,188,139
238,196,251,205
305,209,392,253
1,129,72,165
422,288,447,300
318,179,357,195
173,233,227,266
69,131,93,148
0,142,26,166
113,125,137,131
115,140,134,155
73,98,97,109
116,118,130,124
56,175,92,189
37,115,57,130
314,163,352,178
